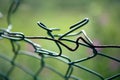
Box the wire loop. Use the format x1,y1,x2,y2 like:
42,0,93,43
0,0,120,80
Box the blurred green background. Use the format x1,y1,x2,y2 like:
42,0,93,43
0,0,120,80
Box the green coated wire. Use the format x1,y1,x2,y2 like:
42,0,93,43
0,0,120,80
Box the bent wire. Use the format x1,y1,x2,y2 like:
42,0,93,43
0,0,120,80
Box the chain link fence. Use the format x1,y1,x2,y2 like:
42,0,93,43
0,0,120,80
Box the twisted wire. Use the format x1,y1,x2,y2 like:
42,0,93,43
0,0,120,80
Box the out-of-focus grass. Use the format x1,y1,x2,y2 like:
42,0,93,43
0,0,120,80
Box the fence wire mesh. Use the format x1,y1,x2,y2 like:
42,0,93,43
0,0,120,80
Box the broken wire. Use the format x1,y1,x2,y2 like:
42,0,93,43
0,0,120,80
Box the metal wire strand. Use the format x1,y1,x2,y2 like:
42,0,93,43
58,18,89,40
7,0,21,25
0,0,120,79
37,22,62,56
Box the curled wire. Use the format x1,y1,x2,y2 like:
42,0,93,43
1,18,120,79
37,22,62,56
0,0,120,80
58,18,89,40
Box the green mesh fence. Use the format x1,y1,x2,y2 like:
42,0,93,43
0,0,120,80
